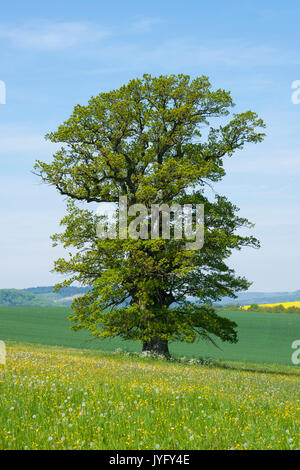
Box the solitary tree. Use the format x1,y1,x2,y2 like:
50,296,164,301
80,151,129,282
35,74,265,357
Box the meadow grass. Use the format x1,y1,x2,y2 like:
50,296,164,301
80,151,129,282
0,342,299,450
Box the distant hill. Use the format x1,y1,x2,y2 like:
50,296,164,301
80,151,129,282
23,286,90,305
24,286,89,297
217,290,300,307
1,286,299,308
0,286,90,307
0,289,56,307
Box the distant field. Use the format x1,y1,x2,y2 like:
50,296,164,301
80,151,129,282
243,301,300,309
0,306,299,365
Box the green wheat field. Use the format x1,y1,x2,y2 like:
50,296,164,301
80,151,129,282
0,306,299,364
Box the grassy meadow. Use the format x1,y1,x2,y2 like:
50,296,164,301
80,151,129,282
1,306,299,450
0,306,299,365
0,342,299,450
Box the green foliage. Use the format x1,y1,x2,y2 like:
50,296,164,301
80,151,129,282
249,304,260,311
216,304,241,310
34,74,265,354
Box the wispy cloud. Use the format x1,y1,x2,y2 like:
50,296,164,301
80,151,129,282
223,148,300,175
82,38,300,77
140,39,300,68
0,22,109,50
130,18,164,34
1,20,298,69
0,132,56,153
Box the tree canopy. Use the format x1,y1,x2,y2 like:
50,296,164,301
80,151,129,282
34,74,265,356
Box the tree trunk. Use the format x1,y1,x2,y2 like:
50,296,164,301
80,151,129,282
142,338,170,358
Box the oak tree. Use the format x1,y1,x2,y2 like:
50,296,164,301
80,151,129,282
35,74,265,357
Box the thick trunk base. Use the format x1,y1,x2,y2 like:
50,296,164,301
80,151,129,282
142,338,170,358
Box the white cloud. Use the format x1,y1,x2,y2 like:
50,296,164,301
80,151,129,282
0,209,66,289
0,20,299,71
0,133,57,153
0,124,60,154
130,18,163,34
86,37,300,72
0,22,109,50
223,149,300,175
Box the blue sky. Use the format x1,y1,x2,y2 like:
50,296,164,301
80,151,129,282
0,0,300,291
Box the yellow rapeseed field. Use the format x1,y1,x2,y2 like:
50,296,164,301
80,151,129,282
243,301,300,309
